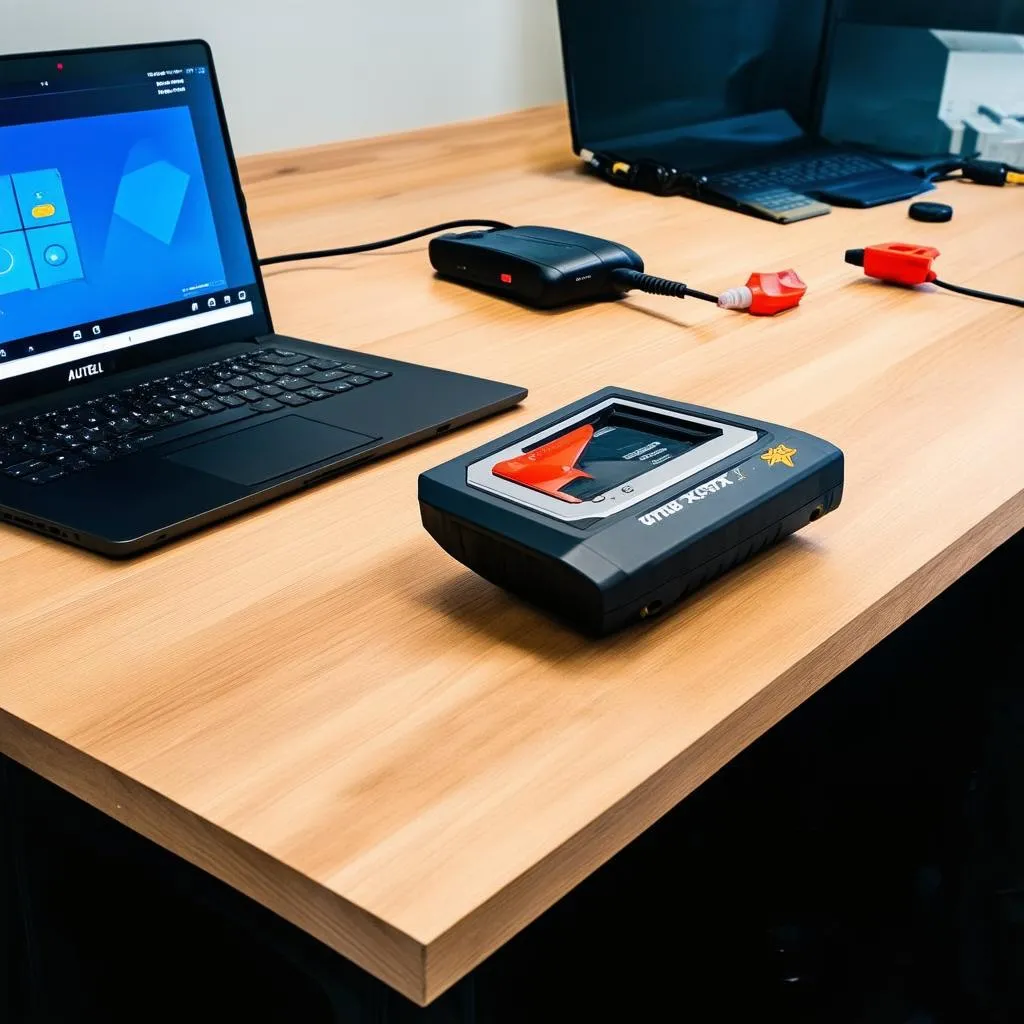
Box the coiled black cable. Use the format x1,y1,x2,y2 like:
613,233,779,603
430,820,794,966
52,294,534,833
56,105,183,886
610,268,719,304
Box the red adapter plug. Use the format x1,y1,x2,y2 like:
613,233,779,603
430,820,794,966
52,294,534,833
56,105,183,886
717,269,807,315
844,242,940,286
844,241,1022,307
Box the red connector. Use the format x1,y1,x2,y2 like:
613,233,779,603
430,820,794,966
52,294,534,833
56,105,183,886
717,269,807,315
844,242,939,286
844,242,1023,307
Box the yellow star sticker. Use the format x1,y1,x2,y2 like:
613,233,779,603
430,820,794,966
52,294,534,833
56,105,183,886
761,443,797,468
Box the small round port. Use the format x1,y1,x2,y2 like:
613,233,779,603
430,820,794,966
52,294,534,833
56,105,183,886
640,600,664,619
809,505,825,522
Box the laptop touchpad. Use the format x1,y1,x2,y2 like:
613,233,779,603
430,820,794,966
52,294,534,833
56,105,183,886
166,416,379,486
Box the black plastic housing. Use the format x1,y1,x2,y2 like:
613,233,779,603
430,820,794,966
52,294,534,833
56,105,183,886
429,226,643,309
419,388,845,636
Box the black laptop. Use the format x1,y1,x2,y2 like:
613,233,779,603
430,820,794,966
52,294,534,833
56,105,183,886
0,40,525,556
556,0,933,222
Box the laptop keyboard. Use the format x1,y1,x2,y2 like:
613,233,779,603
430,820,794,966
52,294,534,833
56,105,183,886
0,349,391,486
714,153,883,191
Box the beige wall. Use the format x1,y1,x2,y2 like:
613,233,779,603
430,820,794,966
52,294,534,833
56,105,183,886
0,0,566,154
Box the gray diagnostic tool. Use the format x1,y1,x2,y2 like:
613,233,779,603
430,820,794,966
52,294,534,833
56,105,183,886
419,388,844,635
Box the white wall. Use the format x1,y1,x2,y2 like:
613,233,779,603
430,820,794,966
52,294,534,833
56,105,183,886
0,0,567,155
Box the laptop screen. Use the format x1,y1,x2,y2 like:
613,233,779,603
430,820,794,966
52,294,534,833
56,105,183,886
0,41,268,389
557,0,831,167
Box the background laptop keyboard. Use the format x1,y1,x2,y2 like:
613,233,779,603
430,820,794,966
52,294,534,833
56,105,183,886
0,349,391,486
714,153,883,192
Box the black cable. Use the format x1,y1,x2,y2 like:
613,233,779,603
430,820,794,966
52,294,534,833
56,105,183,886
932,278,1024,308
610,268,719,304
258,219,513,267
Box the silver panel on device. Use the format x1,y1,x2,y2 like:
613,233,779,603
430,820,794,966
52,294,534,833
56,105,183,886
466,397,759,522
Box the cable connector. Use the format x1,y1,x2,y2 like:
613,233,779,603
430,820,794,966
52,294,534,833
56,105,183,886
960,159,1024,186
718,270,807,315
844,242,938,286
845,241,1024,308
613,268,807,314
579,150,707,196
609,268,719,304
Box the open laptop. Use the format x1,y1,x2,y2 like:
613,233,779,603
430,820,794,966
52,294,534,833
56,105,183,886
0,40,526,556
556,0,933,222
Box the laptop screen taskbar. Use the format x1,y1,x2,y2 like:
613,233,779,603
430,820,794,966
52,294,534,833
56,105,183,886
0,285,259,383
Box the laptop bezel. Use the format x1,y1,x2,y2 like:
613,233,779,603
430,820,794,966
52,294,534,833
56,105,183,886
0,39,273,411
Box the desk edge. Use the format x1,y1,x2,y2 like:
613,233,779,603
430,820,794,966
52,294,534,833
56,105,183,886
419,491,1024,1001
0,712,431,1005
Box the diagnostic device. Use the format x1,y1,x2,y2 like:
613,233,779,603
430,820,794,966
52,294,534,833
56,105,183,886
429,225,807,314
419,389,844,635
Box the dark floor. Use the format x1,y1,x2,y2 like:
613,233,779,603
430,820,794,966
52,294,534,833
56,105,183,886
4,530,1022,1023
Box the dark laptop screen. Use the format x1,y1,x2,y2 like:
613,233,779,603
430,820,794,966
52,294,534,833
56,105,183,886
0,41,267,387
557,0,830,166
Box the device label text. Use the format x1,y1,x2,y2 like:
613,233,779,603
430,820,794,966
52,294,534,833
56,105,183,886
637,472,738,526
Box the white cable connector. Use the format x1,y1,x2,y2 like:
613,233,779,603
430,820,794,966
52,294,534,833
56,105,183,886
717,285,753,311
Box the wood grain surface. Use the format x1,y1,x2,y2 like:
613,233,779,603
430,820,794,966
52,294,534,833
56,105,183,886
2,105,1022,1005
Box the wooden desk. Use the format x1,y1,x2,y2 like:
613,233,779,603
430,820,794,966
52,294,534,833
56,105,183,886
1,106,1022,1006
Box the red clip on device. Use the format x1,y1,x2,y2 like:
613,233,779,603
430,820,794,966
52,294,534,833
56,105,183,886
718,270,808,315
852,242,940,285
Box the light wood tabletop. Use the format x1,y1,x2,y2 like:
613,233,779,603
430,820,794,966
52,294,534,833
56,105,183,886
2,105,1022,1005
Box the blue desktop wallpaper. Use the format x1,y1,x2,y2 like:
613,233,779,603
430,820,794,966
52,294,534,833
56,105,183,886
0,106,228,344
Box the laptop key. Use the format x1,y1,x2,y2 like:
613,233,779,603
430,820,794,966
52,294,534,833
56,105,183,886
343,375,372,386
309,357,342,370
238,389,264,402
319,381,352,394
227,376,255,388
211,383,235,395
306,370,348,383
26,466,64,485
276,377,308,391
256,384,283,397
258,352,304,367
287,364,316,377
84,446,112,461
200,399,227,413
6,460,47,478
21,441,64,458
298,387,331,401
251,398,284,413
114,438,149,455
276,393,310,407
251,370,279,384
161,410,190,425
362,369,391,379
219,394,247,408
